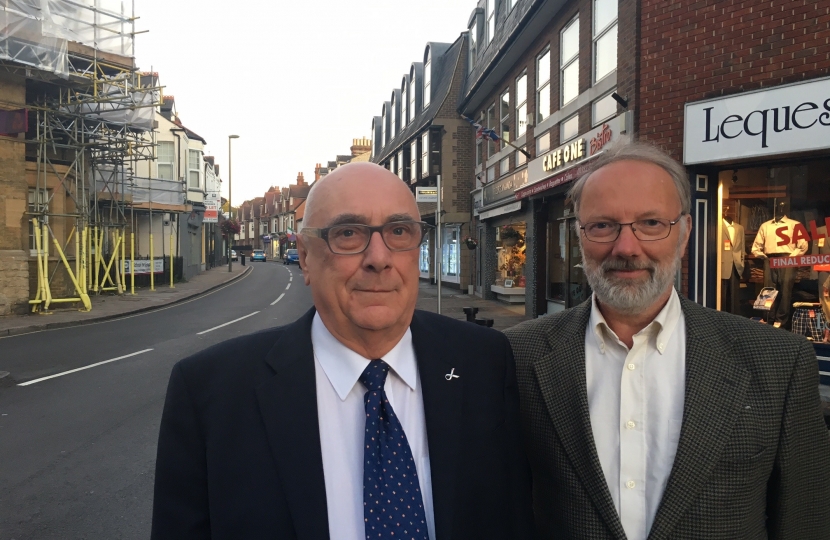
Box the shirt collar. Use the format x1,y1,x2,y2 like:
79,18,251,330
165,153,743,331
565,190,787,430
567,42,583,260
589,288,682,355
311,312,418,401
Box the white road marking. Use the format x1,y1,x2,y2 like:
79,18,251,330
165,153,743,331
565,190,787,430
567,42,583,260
285,283,291,290
271,293,286,306
197,311,260,335
18,349,154,386
289,275,293,282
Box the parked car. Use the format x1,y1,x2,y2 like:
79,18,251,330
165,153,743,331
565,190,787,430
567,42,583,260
251,249,266,262
283,248,299,265
231,249,238,262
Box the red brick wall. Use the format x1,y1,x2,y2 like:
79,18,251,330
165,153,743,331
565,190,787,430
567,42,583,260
639,0,830,158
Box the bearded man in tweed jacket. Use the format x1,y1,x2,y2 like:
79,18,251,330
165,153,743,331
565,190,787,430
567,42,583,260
505,141,830,539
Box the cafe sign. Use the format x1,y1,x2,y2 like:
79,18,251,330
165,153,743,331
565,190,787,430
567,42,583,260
684,77,830,165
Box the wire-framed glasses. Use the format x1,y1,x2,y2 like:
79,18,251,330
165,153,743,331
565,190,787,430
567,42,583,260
579,214,685,243
301,221,432,255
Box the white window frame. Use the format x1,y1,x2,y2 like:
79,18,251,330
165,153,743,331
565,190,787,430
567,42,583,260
476,111,484,167
424,49,432,108
188,149,201,189
500,88,510,142
486,103,497,157
397,150,404,180
516,72,528,137
382,107,387,146
421,132,429,178
593,0,618,83
157,140,175,180
536,47,551,123
410,139,418,180
592,89,618,126
409,72,417,118
560,113,580,142
391,94,397,139
486,0,495,44
560,17,580,107
469,20,478,70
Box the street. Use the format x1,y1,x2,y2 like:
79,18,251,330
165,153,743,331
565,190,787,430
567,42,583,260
0,261,313,539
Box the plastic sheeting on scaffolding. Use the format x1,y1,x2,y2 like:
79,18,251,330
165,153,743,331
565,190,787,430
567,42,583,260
130,176,185,207
0,0,135,77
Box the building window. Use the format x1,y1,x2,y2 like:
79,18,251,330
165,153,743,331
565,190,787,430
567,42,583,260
486,104,497,157
500,88,510,142
536,131,551,155
500,156,510,176
561,114,579,142
516,72,528,137
486,0,495,43
536,48,551,123
593,90,617,125
487,165,496,183
410,72,417,118
28,188,48,255
188,149,201,189
516,146,527,167
561,17,580,106
391,94,397,139
506,0,516,11
421,132,429,178
410,139,418,180
397,150,404,180
382,106,387,146
594,0,618,83
424,48,432,108
402,79,409,125
476,112,484,167
469,20,478,69
157,141,174,180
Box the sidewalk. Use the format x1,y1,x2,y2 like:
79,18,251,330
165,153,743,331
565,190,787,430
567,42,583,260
416,282,531,331
0,264,252,338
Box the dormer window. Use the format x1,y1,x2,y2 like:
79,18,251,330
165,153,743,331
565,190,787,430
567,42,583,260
469,19,478,69
402,77,409,125
410,66,417,117
382,105,387,146
391,93,397,139
486,0,495,43
423,47,432,108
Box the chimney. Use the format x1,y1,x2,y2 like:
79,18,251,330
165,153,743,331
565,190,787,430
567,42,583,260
214,164,220,176
351,136,372,157
314,163,322,181
296,172,305,186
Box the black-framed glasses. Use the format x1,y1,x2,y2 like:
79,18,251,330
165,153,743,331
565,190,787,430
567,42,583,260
579,214,685,243
301,221,432,255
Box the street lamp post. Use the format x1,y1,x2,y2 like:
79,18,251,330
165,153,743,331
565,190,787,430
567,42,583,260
228,134,239,272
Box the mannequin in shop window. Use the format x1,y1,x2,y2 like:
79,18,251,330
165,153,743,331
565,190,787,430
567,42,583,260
751,199,808,327
721,202,745,314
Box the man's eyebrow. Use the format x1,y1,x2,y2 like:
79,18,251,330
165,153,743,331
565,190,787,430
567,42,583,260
385,213,417,223
326,213,370,227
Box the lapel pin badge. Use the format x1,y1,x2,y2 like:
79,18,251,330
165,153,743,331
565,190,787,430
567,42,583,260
445,368,459,381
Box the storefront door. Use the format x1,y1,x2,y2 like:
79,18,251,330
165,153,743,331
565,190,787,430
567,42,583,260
566,217,591,307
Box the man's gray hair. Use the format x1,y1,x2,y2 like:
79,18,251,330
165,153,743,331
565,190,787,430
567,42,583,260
568,139,691,218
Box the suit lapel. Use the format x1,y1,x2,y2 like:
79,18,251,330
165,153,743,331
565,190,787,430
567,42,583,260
647,299,750,540
411,311,463,540
536,301,628,540
256,308,330,540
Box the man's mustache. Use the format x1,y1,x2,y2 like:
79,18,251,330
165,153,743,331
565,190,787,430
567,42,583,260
600,257,655,275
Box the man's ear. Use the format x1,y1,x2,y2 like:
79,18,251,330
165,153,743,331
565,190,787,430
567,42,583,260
297,235,312,285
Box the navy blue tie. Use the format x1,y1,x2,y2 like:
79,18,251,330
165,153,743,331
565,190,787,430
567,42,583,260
360,360,429,540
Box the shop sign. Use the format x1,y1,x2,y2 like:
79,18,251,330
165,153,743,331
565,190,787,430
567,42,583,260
516,161,594,200
770,254,830,269
527,115,622,187
122,259,164,275
203,201,219,223
415,187,438,203
684,77,830,165
483,168,528,206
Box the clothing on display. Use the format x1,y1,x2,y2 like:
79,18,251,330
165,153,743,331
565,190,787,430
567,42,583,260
791,303,824,341
721,217,745,314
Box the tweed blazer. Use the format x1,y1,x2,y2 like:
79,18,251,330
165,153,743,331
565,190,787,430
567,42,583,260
505,296,830,539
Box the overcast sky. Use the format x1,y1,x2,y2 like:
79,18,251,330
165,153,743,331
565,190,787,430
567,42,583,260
135,0,475,204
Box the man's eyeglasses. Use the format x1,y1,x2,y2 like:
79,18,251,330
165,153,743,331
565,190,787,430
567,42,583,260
301,221,432,255
579,214,685,243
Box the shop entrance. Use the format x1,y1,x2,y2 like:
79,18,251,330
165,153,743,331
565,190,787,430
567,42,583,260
547,198,591,314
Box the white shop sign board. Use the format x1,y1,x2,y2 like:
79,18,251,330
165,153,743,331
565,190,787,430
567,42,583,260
684,77,830,165
415,187,438,203
122,259,164,274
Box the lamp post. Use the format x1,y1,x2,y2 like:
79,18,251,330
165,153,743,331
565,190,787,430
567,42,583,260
228,134,240,272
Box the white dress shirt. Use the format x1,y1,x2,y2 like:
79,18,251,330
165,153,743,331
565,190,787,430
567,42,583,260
751,216,809,257
585,290,686,540
311,313,435,540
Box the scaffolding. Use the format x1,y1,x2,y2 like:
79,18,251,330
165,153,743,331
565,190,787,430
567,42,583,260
0,1,165,312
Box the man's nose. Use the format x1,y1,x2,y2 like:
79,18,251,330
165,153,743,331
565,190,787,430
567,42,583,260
362,231,393,271
610,224,643,257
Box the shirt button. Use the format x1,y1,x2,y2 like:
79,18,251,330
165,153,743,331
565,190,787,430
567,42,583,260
626,420,636,429
658,343,665,351
627,363,636,371
626,480,636,489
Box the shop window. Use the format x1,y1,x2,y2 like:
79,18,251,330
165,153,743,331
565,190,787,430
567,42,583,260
188,149,201,189
561,17,580,106
157,141,174,180
500,88,510,142
419,231,431,275
593,0,618,83
561,114,579,142
487,104,497,157
442,226,460,280
536,48,551,123
496,222,527,288
593,90,617,125
536,131,551,155
516,72,528,137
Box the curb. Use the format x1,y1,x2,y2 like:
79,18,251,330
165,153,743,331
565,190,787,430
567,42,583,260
0,266,253,339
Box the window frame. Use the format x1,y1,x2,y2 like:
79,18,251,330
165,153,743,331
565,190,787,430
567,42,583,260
390,93,397,140
486,0,495,44
515,71,528,138
560,17,580,107
560,113,580,142
188,149,201,189
486,103,497,158
469,20,478,70
476,111,484,167
593,0,618,84
410,139,418,180
409,69,417,118
382,106,387,146
157,140,175,180
500,87,510,142
592,89,618,126
423,48,432,108
536,47,551,123
402,77,409,126
421,132,429,179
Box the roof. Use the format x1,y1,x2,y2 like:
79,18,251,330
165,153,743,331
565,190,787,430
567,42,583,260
289,184,311,199
373,37,464,164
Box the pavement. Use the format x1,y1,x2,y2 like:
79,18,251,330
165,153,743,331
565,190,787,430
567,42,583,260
0,263,252,338
0,267,530,339
416,281,531,331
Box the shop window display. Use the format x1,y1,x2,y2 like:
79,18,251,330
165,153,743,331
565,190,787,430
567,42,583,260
496,223,527,287
442,226,460,279
419,233,431,276
719,160,830,339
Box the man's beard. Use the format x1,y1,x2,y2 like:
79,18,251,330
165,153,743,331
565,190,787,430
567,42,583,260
581,243,681,316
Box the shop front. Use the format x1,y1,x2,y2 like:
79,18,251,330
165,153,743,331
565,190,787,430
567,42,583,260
684,76,830,341
516,113,629,316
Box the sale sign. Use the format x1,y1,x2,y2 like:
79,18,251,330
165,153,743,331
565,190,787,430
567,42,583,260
769,254,830,269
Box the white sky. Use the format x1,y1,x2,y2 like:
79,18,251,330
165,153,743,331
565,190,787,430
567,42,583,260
135,0,475,204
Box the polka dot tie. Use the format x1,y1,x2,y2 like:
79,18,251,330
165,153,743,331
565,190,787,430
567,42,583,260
360,360,429,540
